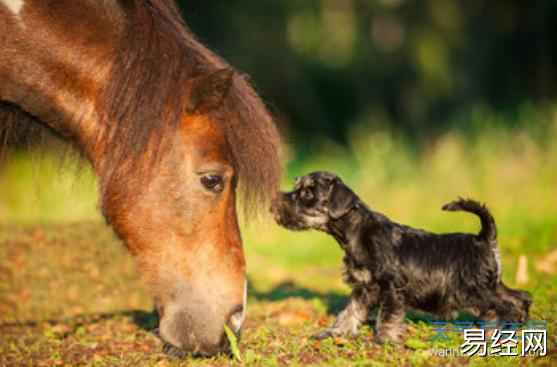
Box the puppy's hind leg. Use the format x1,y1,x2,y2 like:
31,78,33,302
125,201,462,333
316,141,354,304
312,287,375,339
480,292,524,326
496,283,532,324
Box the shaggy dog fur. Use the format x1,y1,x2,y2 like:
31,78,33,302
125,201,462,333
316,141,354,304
270,171,532,344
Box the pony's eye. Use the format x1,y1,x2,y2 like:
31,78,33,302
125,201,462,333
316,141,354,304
200,174,224,192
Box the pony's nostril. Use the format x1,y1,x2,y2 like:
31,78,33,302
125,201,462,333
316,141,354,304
227,304,245,333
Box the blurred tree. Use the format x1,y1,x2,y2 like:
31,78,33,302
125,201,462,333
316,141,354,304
179,0,557,143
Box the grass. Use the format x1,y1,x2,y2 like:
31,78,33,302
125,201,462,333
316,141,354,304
1,107,556,366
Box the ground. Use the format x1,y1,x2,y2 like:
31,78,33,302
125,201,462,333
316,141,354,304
0,223,555,367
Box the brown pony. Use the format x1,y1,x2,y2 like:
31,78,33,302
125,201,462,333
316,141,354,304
0,0,282,357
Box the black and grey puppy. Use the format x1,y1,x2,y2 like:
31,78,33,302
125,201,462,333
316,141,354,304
270,171,531,344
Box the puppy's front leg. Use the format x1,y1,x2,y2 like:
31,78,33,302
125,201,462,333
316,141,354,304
374,285,405,345
312,287,371,339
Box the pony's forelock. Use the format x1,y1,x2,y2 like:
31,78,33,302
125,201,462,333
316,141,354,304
96,0,282,216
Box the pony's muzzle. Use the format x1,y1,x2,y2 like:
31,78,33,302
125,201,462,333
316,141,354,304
158,296,245,357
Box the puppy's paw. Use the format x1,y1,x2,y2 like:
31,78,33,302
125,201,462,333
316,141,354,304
310,329,336,340
372,334,403,346
311,327,360,340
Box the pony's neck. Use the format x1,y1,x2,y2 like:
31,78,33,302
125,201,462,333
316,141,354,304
0,0,123,164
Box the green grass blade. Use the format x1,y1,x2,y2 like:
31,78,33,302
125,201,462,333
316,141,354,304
223,324,243,362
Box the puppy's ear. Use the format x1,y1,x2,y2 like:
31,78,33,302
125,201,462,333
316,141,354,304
328,182,355,219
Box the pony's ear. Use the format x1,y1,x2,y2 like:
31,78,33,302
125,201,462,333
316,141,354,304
187,69,234,114
328,182,355,219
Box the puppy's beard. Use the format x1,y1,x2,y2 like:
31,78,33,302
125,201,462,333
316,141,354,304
271,196,331,231
273,211,311,230
275,211,328,232
300,214,329,231
271,203,313,231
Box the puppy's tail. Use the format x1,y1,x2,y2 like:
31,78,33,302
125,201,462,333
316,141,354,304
442,198,497,245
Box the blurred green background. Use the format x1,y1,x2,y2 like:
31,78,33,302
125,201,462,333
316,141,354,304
182,0,557,145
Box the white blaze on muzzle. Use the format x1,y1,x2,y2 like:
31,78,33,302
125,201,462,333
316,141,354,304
0,0,25,15
229,279,247,333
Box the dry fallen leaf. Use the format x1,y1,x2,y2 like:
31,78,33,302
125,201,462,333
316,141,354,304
318,314,330,326
156,358,171,367
333,337,346,346
66,285,79,301
278,310,311,325
88,266,100,278
310,340,323,350
28,230,46,244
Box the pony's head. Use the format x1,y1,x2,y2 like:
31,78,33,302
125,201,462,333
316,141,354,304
0,0,281,355
90,2,282,356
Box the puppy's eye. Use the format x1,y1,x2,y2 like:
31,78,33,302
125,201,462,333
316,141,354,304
300,189,314,201
200,174,224,192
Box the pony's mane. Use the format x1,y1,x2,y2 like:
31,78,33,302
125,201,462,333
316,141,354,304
1,0,283,216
